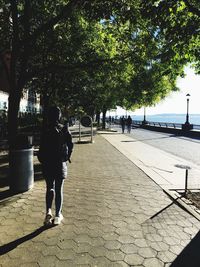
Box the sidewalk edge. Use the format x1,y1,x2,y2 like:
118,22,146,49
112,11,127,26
164,188,200,222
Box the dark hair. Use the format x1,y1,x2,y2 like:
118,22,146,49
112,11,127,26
48,106,61,123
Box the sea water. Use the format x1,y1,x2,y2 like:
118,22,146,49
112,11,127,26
133,114,200,125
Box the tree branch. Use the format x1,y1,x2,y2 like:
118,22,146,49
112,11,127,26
18,0,31,89
26,52,137,79
10,0,20,89
23,0,84,45
183,0,200,17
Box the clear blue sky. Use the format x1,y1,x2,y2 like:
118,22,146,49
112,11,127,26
113,66,200,116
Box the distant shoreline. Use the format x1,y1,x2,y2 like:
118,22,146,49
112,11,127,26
134,113,200,116
132,114,200,124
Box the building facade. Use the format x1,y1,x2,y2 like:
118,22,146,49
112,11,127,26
0,89,41,115
0,50,41,116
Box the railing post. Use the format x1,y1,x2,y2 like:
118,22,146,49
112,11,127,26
184,169,188,196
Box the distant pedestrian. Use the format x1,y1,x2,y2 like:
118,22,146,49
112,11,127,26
127,115,132,133
120,116,126,133
38,106,73,226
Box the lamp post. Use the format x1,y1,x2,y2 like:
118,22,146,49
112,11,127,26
185,93,190,124
182,93,193,131
142,106,147,125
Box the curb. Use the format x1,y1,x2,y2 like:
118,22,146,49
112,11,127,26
100,130,200,223
164,188,200,221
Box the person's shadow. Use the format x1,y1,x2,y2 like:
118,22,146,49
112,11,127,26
170,230,200,267
0,225,54,256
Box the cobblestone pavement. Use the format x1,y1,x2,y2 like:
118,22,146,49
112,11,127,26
0,134,200,267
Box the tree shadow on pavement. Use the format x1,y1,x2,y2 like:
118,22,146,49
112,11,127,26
0,164,9,188
0,154,9,165
0,164,43,201
0,189,13,201
121,134,177,143
170,230,200,267
34,163,43,181
98,132,119,135
0,225,54,256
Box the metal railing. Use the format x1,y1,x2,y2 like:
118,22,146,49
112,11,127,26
193,124,200,131
132,120,200,131
132,120,182,128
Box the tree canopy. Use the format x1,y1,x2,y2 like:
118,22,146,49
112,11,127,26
0,0,197,143
141,0,200,71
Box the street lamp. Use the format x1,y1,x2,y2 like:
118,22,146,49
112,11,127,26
142,106,147,125
185,93,190,124
182,93,193,131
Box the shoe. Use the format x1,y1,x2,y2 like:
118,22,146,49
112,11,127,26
44,214,53,226
44,213,53,226
54,214,64,225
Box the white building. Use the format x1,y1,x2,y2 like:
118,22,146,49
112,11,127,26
0,90,8,110
0,50,41,115
0,89,41,115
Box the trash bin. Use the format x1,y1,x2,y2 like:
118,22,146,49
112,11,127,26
9,135,34,193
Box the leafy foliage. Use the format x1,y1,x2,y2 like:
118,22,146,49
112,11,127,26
140,0,200,72
0,0,195,140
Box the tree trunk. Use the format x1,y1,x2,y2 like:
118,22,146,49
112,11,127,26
7,85,21,148
41,89,50,130
96,111,100,126
102,108,107,129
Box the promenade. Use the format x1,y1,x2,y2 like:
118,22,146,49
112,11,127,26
0,130,200,267
103,128,200,190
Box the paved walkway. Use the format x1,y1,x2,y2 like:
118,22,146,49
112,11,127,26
0,132,200,266
104,128,200,191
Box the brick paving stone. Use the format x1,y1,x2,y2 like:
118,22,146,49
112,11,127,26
20,263,39,267
73,253,95,265
163,236,178,246
157,250,176,264
143,257,163,267
102,232,120,241
58,239,77,252
1,134,200,266
105,249,125,261
93,256,116,266
0,254,11,267
150,241,170,252
90,237,105,247
124,254,144,265
88,246,107,257
74,234,93,244
118,235,136,244
37,255,58,266
104,240,121,250
134,238,149,248
120,243,139,254
169,245,184,255
74,243,92,253
138,247,156,258
56,248,76,260
111,261,130,267
55,260,74,267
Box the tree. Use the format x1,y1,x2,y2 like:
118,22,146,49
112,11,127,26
0,0,138,141
0,0,87,146
140,0,200,71
0,0,192,143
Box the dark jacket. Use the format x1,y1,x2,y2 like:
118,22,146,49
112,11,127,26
38,123,73,179
127,116,132,126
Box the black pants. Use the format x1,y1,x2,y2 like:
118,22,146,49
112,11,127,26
45,178,64,217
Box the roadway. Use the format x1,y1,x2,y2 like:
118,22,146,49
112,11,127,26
126,127,200,167
103,125,200,191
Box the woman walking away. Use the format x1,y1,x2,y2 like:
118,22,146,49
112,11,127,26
120,116,126,133
38,106,73,226
127,115,132,133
